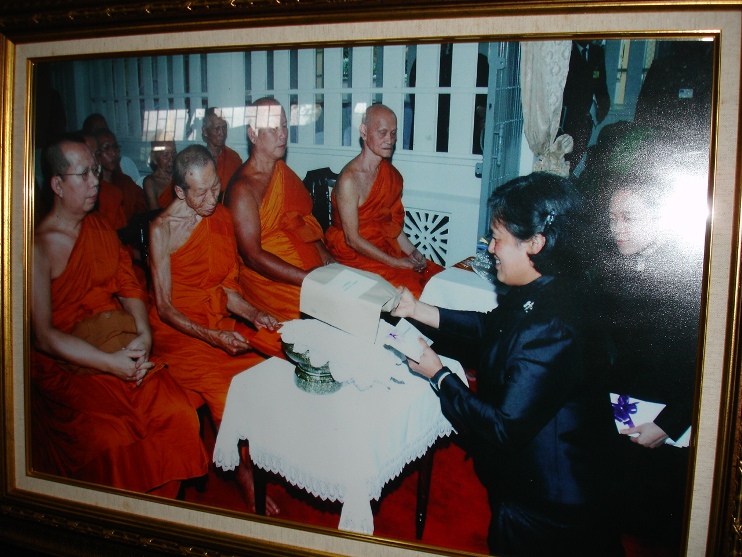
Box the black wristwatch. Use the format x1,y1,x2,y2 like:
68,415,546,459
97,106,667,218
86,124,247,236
430,367,453,393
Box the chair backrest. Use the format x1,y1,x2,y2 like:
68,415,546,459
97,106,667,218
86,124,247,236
302,167,338,232
117,208,163,287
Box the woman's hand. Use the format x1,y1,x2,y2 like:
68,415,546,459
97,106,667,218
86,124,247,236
391,286,417,319
407,338,443,379
620,422,669,448
391,286,441,329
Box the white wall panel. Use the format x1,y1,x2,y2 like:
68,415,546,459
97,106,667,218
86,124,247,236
206,52,245,110
411,44,440,153
323,48,344,148
249,51,268,100
381,45,406,141
449,43,479,156
297,49,316,146
350,46,374,145
272,49,291,124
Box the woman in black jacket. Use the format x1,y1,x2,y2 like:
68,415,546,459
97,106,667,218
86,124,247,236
595,167,704,553
392,172,619,556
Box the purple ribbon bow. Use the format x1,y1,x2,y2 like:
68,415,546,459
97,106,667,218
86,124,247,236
612,394,637,428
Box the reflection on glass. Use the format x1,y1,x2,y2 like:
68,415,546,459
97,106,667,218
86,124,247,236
31,38,712,556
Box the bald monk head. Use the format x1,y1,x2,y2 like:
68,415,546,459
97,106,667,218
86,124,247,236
172,144,220,218
149,139,177,173
359,103,397,160
245,97,288,160
202,107,230,157
43,136,101,216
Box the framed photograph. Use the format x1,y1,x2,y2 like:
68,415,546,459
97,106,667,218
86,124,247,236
2,2,741,556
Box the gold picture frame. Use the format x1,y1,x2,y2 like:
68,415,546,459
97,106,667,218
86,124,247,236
2,2,741,556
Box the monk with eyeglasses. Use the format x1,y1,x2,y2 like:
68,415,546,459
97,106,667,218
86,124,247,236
31,134,208,497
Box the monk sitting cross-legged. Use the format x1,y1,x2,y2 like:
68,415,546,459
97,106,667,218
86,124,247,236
148,144,280,514
31,135,209,497
224,97,335,334
324,103,443,297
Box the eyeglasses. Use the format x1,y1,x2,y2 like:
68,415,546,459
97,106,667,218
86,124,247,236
58,164,102,181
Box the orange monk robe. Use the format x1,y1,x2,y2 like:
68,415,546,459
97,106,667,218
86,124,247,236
157,177,176,209
112,170,147,222
237,160,325,323
214,145,242,194
149,205,272,424
109,172,149,288
95,179,127,230
31,213,208,495
324,159,443,297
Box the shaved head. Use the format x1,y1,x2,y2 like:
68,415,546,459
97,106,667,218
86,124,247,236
246,97,285,131
362,103,396,127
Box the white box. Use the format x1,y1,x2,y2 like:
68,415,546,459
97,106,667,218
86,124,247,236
300,264,401,342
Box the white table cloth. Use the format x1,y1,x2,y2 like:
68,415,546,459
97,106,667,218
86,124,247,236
420,266,498,312
213,355,465,534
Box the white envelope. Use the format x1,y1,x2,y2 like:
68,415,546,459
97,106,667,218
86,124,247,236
610,393,691,448
610,393,665,432
376,318,433,362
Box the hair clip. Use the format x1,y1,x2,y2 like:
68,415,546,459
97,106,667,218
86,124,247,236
544,211,555,229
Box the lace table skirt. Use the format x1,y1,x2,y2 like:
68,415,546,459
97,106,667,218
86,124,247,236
213,356,464,534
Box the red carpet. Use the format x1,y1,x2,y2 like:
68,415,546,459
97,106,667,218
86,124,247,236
183,403,676,556
184,425,491,554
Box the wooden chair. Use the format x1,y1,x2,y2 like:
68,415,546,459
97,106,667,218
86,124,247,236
117,208,163,288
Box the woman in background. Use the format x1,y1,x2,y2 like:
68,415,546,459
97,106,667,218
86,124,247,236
597,161,705,554
393,172,619,556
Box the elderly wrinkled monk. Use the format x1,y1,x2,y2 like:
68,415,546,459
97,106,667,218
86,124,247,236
148,143,281,514
325,103,443,296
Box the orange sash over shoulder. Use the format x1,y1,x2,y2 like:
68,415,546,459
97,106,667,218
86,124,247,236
149,204,267,423
325,159,442,297
157,177,176,209
31,213,208,493
239,160,325,322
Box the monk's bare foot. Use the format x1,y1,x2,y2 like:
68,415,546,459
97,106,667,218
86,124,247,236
235,463,280,516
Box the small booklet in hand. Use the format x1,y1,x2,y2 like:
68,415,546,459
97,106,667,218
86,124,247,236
377,319,433,362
